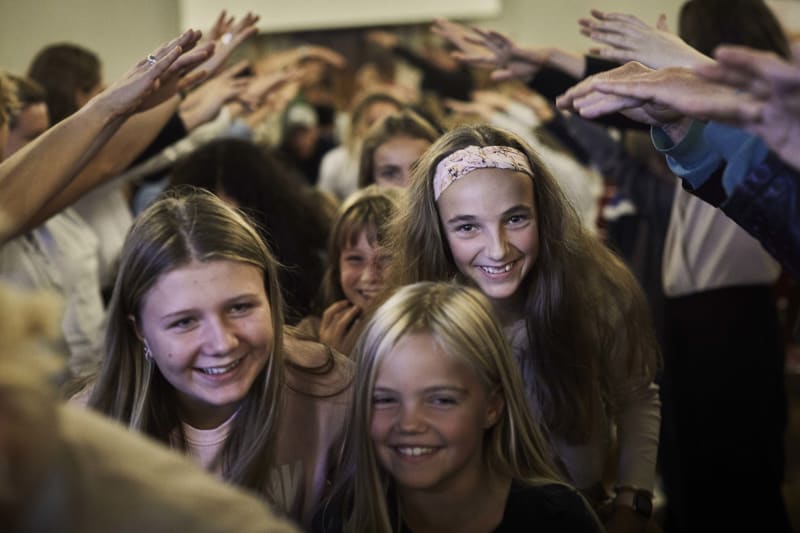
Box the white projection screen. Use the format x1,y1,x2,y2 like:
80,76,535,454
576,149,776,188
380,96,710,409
178,0,501,33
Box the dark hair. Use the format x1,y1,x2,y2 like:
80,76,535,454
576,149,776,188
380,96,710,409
28,44,101,124
170,139,332,324
679,0,791,58
357,109,439,188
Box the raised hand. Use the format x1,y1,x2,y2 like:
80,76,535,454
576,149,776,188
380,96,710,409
318,300,362,354
179,60,252,130
194,12,260,78
694,44,800,170
430,18,492,62
239,67,300,111
579,9,713,69
556,61,690,137
432,18,583,81
89,29,210,118
205,10,235,43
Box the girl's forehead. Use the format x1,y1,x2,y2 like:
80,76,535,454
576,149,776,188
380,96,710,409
437,169,534,209
340,217,380,247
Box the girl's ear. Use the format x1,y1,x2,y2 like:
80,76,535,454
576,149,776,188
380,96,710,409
128,315,145,342
484,388,505,429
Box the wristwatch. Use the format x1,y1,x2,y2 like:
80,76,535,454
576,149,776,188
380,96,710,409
613,486,653,519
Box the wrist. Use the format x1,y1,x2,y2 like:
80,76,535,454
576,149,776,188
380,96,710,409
613,486,653,519
661,117,693,144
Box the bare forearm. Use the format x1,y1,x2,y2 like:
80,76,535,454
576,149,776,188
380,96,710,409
0,100,124,241
28,96,181,229
545,48,586,79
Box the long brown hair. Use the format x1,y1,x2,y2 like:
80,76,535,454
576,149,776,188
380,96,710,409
317,185,401,311
389,124,659,442
89,187,286,500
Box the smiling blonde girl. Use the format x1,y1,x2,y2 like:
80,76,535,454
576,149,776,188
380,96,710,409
86,188,351,528
314,281,601,533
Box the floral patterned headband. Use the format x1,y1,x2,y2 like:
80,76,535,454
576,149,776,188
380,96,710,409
433,145,534,201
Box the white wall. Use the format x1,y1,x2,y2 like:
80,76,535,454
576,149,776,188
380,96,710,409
1,0,798,81
0,0,179,80
179,0,501,33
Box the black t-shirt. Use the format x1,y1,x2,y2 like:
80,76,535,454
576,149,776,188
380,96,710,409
492,481,602,532
314,480,603,532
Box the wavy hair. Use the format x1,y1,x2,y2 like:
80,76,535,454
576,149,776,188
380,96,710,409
389,124,658,442
88,187,285,501
319,281,563,532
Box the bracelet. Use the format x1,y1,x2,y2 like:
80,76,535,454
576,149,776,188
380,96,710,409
613,486,653,518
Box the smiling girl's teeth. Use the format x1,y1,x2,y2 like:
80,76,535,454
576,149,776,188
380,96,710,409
199,358,241,375
397,447,435,456
481,264,512,274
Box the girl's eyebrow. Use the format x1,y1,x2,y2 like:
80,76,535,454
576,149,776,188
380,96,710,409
502,204,534,215
373,385,469,394
446,204,532,225
445,214,477,224
158,292,260,320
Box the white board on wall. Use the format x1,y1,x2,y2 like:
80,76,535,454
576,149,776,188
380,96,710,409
178,0,501,33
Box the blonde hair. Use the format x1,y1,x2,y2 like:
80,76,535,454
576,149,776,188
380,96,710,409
89,187,285,501
0,283,63,517
389,124,659,442
319,281,562,533
0,71,20,129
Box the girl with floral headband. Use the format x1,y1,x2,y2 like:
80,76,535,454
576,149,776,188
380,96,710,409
389,124,661,532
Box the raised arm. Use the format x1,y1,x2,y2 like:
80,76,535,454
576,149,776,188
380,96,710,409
579,9,713,69
431,18,584,81
0,29,207,242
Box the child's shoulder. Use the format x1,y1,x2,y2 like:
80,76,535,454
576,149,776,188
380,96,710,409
497,480,603,533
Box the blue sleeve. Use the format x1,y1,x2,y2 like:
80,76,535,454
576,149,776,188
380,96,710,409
651,120,720,188
651,121,770,196
703,122,769,195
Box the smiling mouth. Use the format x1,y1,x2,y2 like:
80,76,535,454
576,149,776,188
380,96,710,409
478,262,514,275
195,356,244,376
358,289,380,300
395,446,437,457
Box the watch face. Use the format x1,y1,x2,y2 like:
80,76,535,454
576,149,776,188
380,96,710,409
634,491,654,518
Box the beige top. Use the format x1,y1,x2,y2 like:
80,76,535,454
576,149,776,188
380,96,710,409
176,336,352,528
505,283,660,493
